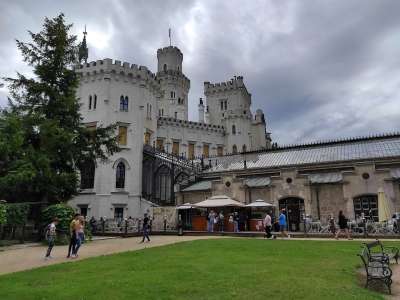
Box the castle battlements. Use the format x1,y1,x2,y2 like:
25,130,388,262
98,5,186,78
75,58,163,94
75,58,159,83
157,69,190,89
158,117,225,134
157,46,183,58
204,76,250,96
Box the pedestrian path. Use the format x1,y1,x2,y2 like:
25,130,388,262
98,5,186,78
0,235,221,275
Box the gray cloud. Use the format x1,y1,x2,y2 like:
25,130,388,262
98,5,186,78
1,0,399,144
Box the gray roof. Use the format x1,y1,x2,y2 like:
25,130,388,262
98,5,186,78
182,180,212,192
309,173,343,184
243,177,271,187
207,135,400,173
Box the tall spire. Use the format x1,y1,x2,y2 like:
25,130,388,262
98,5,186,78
78,25,89,63
168,28,172,46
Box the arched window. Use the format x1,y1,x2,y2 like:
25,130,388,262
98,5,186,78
242,144,247,153
89,95,92,110
163,64,167,71
93,94,97,110
116,162,126,188
232,145,237,154
232,125,236,135
80,160,95,189
155,165,172,204
120,96,129,112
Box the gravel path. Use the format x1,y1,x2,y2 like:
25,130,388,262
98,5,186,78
0,235,221,275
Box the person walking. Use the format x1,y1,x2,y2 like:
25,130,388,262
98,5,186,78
279,209,289,238
140,213,151,243
328,215,336,236
263,212,273,239
44,217,59,260
67,213,80,258
73,216,86,257
335,210,352,240
208,210,215,233
219,211,225,232
233,212,240,232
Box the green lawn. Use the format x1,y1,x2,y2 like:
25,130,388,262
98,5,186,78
0,238,396,300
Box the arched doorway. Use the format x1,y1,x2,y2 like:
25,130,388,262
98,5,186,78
279,197,305,231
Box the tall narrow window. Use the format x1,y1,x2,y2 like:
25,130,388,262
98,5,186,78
232,125,236,135
172,141,180,156
220,101,224,110
80,160,95,189
116,162,125,188
162,109,164,116
118,126,127,146
242,144,247,153
188,143,195,160
120,95,124,111
174,112,178,119
203,144,209,158
163,64,167,71
120,96,128,111
232,145,237,154
217,146,224,156
114,207,124,222
224,100,227,110
93,95,97,109
89,95,92,110
159,109,162,117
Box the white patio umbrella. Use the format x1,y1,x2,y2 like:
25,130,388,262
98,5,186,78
378,188,392,222
245,199,274,208
176,203,195,210
194,195,245,208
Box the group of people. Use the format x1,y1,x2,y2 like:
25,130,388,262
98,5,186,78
207,211,245,233
44,213,86,260
262,209,353,240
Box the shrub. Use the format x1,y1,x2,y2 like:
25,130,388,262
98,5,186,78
5,203,29,225
0,202,6,225
41,204,75,244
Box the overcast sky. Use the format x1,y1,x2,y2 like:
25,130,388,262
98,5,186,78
1,0,399,144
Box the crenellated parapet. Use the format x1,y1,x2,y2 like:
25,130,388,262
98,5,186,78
158,117,225,134
74,58,162,94
204,76,250,96
157,46,183,59
157,69,190,90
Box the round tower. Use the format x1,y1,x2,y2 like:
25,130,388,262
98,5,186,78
157,46,183,72
156,46,190,120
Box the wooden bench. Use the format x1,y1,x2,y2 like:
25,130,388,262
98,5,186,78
358,246,392,294
363,240,399,264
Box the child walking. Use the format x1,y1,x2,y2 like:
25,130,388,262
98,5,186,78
44,217,59,260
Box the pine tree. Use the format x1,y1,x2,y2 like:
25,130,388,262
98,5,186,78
0,14,120,203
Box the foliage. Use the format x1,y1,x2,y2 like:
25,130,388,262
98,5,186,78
0,202,6,225
0,14,120,204
41,204,75,234
5,203,29,225
0,239,395,299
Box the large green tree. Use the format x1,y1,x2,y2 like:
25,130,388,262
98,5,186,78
0,14,119,203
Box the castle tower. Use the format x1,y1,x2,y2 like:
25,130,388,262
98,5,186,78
157,46,190,120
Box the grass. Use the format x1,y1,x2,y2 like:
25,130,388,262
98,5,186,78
0,238,397,300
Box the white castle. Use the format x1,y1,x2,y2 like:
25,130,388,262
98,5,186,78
68,42,271,220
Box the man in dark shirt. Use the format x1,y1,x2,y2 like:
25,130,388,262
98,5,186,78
140,213,151,243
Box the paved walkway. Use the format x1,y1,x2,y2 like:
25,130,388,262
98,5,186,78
0,235,221,275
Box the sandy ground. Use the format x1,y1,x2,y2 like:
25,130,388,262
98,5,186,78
0,235,221,275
